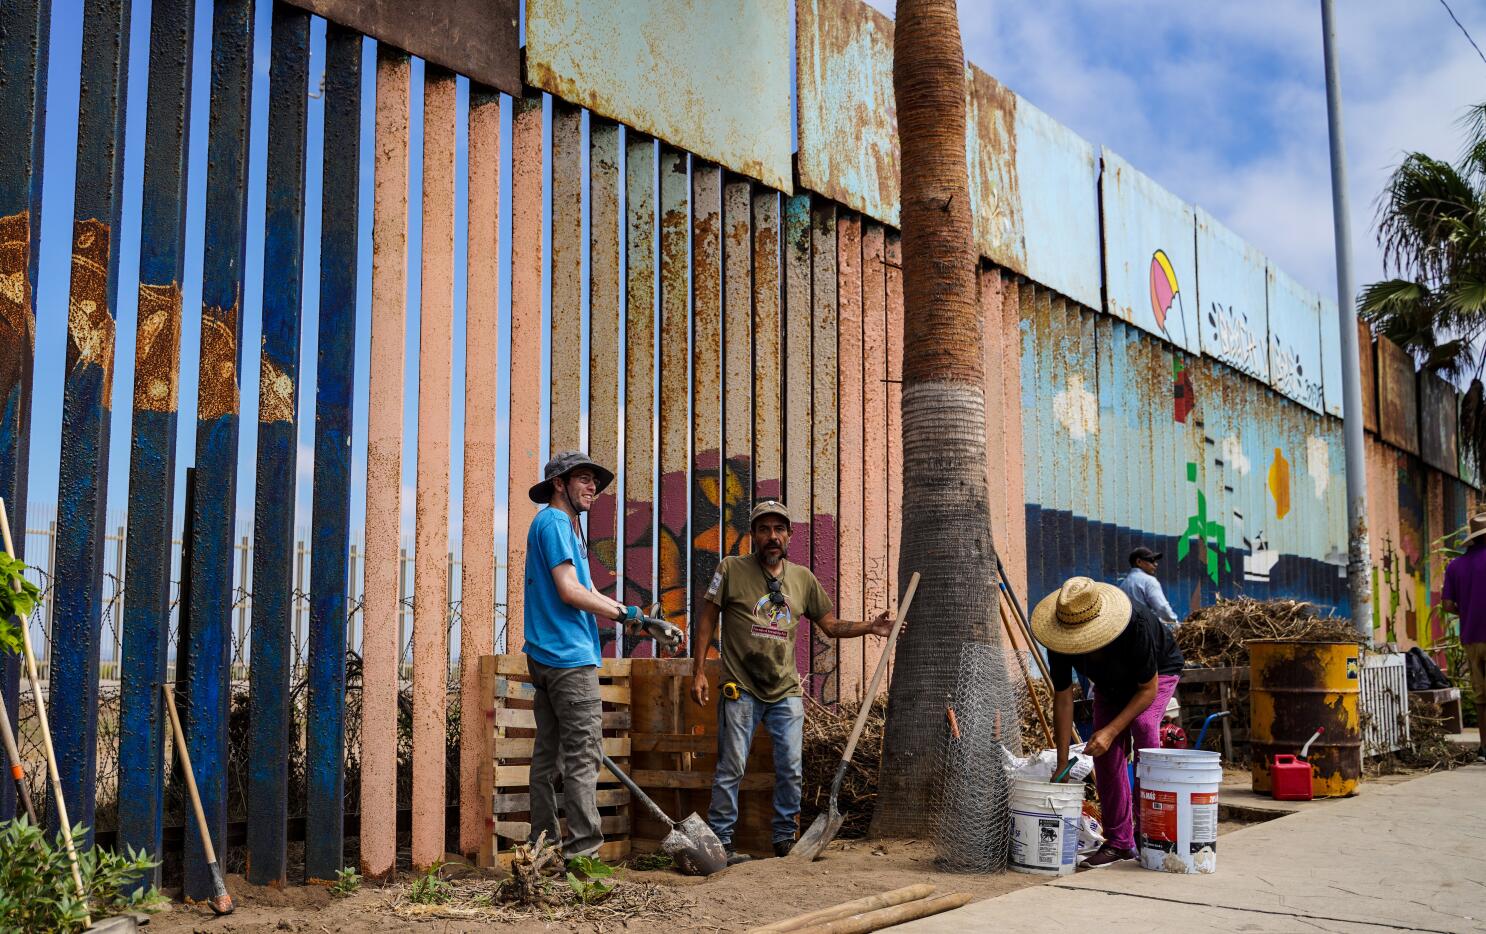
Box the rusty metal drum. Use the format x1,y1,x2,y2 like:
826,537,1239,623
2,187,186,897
1249,640,1363,798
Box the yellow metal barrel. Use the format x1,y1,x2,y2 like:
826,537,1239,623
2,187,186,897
1248,639,1363,798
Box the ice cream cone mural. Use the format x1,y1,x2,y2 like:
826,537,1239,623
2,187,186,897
1150,249,1186,343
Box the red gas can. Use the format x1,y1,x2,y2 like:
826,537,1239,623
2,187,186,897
1270,754,1313,801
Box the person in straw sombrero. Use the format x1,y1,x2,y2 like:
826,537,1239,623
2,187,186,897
1440,512,1486,762
1033,576,1184,868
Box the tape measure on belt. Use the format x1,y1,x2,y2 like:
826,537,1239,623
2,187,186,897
721,681,742,701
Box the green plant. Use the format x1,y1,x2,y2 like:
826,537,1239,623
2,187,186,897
329,866,361,898
406,862,451,905
0,818,166,933
0,553,40,655
565,854,615,904
628,851,674,871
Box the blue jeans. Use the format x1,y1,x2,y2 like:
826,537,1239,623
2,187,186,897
707,692,803,846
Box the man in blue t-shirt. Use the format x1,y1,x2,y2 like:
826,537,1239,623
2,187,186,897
523,451,651,861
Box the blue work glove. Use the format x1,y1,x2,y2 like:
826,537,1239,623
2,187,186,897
619,605,642,623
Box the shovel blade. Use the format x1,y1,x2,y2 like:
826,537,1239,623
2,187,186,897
791,806,843,861
661,813,729,876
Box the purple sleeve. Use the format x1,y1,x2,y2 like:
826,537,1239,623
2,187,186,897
1442,561,1458,604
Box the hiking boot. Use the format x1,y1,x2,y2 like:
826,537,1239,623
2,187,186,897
723,846,752,866
773,838,794,858
1476,746,1485,762
1079,844,1137,869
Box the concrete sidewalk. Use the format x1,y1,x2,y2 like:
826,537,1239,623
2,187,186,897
899,763,1486,933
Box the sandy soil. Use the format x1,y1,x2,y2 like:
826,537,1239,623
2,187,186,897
144,839,1048,933
140,818,1269,932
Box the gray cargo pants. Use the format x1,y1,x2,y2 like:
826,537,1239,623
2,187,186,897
527,657,604,859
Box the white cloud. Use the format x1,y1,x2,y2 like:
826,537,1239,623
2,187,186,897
864,0,1486,301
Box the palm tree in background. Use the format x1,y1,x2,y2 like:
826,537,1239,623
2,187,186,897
871,0,1003,832
1361,101,1486,476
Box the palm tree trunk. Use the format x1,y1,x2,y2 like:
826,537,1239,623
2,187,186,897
871,0,1003,836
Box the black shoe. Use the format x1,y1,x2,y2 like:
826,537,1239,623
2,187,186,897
723,846,751,866
1079,844,1137,868
773,839,794,858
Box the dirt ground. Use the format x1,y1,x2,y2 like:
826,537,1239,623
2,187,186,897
144,839,1047,933
139,820,1272,933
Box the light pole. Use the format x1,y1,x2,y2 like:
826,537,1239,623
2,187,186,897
1320,0,1373,643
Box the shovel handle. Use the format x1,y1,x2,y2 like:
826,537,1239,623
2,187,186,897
835,573,919,776
601,753,675,828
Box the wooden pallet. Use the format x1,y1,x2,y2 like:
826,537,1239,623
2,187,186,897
627,658,778,857
478,656,633,867
478,655,781,864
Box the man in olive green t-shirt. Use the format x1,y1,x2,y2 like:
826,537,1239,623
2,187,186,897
690,501,894,862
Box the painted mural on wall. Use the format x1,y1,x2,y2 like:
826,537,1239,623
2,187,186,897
1101,149,1201,354
1265,264,1324,414
1195,208,1268,382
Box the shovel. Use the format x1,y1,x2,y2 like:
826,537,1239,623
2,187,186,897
601,754,728,876
791,572,919,862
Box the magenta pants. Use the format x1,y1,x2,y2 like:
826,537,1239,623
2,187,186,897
1090,673,1181,851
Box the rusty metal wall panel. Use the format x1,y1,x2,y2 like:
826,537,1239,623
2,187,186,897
305,25,362,879
1100,148,1200,355
810,201,838,702
50,0,132,844
623,134,657,656
1012,98,1100,310
690,163,723,651
1319,298,1344,418
783,194,813,569
795,0,897,226
1418,372,1458,478
997,275,1027,605
1377,337,1420,455
505,93,544,649
1266,263,1324,414
526,0,792,192
885,233,904,663
1359,320,1379,434
549,103,582,452
360,47,409,881
860,223,888,686
722,177,753,558
656,147,690,641
411,68,456,872
459,88,501,857
0,0,48,825
1195,208,1269,382
587,119,621,619
751,191,782,504
246,5,310,884
964,65,1024,274
834,213,863,702
281,0,519,94
115,0,190,864
982,267,1006,552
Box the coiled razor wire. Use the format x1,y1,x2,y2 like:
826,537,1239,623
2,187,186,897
932,641,1027,873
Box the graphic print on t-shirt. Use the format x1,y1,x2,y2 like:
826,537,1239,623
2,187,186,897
750,591,793,641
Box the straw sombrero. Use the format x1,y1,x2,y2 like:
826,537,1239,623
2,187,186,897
1030,576,1133,655
1463,513,1486,546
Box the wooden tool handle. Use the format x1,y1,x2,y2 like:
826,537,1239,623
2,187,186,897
163,683,219,865
839,572,919,767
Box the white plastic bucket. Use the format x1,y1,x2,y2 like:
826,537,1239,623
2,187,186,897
1008,778,1084,875
1135,748,1222,874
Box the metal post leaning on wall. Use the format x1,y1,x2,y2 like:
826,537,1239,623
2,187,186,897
0,0,51,824
304,21,361,884
49,0,133,843
184,0,254,900
246,1,310,886
1320,0,1373,642
116,0,196,879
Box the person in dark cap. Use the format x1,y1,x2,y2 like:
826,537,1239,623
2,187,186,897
1120,546,1179,629
523,451,652,862
690,500,899,863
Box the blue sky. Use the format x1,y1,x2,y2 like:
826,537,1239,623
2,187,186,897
22,0,1486,567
